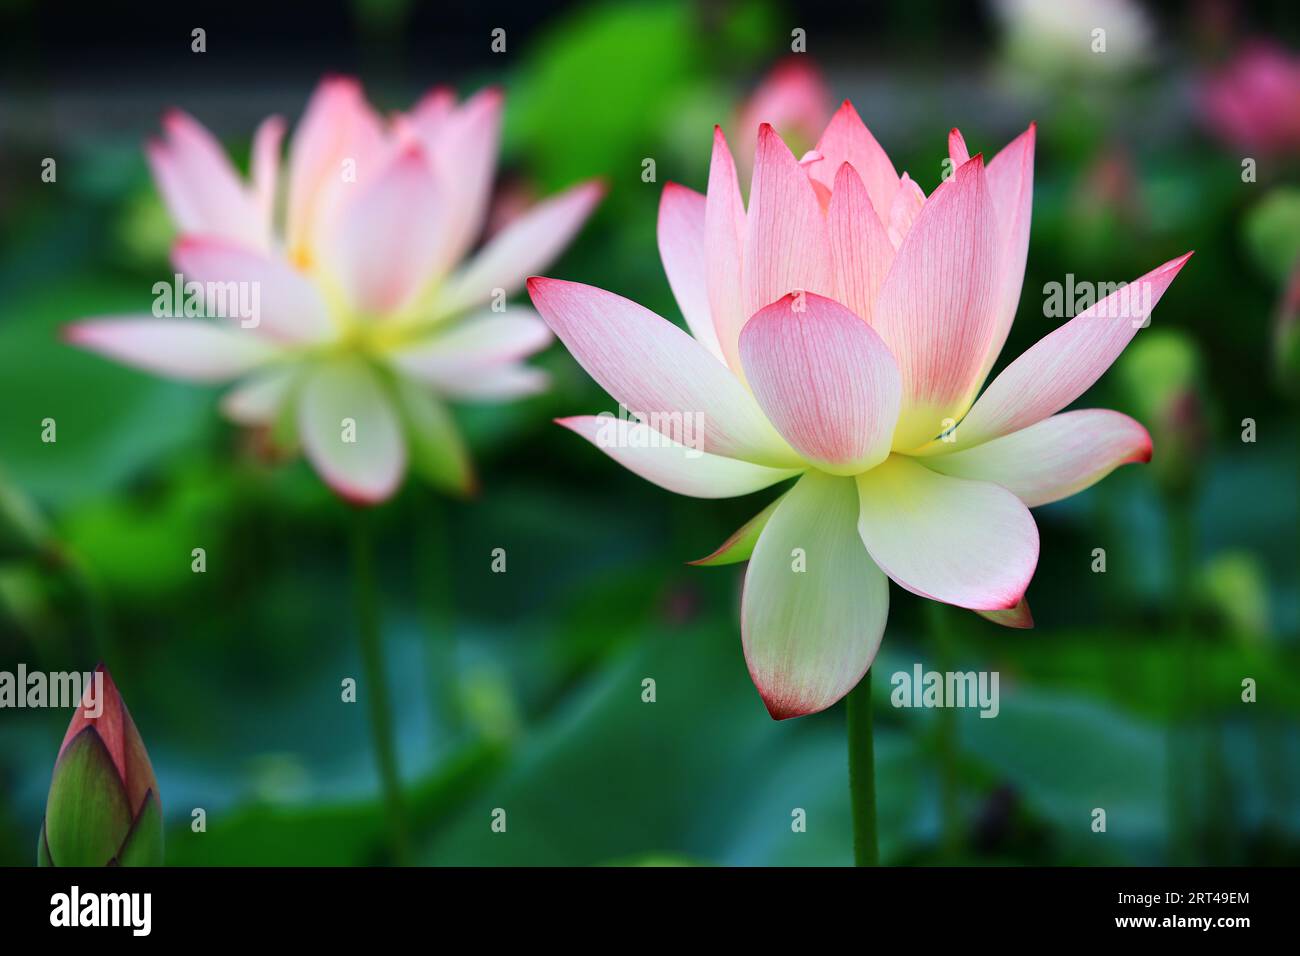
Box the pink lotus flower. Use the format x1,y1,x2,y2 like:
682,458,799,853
529,103,1192,719
1199,42,1300,155
734,58,832,182
68,77,602,504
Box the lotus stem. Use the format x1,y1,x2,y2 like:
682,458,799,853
350,508,411,865
847,668,879,866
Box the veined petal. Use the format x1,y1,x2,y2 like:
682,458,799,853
705,127,749,374
925,409,1151,507
435,180,603,318
856,455,1039,610
172,235,333,343
742,470,888,719
557,416,801,499
390,308,550,381
948,127,971,166
65,317,276,383
827,162,894,324
874,155,999,450
944,252,1193,450
658,182,725,361
739,293,901,475
527,277,799,465
297,358,406,504
332,145,443,316
688,492,785,566
974,123,1036,392
742,124,834,325
809,100,901,227
885,174,926,249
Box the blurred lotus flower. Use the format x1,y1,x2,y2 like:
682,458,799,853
1199,42,1300,155
734,58,833,184
991,0,1153,82
530,104,1191,718
68,77,602,504
39,665,162,866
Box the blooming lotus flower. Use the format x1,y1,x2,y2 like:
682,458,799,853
39,666,162,866
1199,42,1300,155
68,77,602,504
529,104,1192,719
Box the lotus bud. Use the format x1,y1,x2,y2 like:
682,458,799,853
38,665,163,866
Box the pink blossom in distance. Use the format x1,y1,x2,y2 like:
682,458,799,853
68,77,602,504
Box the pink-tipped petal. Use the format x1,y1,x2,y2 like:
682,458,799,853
743,471,889,719
420,87,503,272
297,358,406,504
950,252,1194,449
657,182,725,361
149,110,265,249
809,100,901,227
739,293,901,475
976,597,1034,629
926,409,1152,507
172,235,333,343
66,317,276,383
527,277,798,466
436,180,603,318
827,162,895,324
972,123,1036,392
742,124,835,324
332,145,443,316
558,415,800,499
856,455,1039,611
705,127,749,374
285,77,387,259
874,155,999,450
948,128,971,166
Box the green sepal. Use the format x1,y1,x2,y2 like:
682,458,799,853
688,493,786,567
389,374,476,496
114,789,164,867
44,726,132,867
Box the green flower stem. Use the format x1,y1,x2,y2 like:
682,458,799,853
846,669,879,866
927,601,962,860
416,496,461,736
1167,491,1196,864
350,509,411,865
